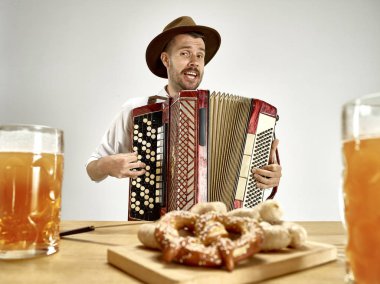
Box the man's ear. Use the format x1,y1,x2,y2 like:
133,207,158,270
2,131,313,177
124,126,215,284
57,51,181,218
161,52,169,68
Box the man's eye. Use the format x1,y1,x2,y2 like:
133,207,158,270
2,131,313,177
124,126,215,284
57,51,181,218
197,54,205,59
180,51,190,57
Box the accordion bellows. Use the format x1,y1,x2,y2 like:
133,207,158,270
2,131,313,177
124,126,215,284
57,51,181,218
129,90,278,221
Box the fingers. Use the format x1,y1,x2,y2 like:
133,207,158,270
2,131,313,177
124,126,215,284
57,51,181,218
252,164,282,189
107,152,146,179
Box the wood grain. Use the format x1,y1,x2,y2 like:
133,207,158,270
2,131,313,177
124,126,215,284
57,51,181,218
108,241,337,284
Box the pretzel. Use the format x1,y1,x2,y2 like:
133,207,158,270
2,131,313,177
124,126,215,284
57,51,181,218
154,210,263,271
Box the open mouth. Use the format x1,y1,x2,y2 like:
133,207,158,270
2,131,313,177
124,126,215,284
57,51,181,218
183,70,198,80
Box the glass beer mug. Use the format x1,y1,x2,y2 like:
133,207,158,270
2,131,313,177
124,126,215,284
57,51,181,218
342,93,380,283
0,124,64,259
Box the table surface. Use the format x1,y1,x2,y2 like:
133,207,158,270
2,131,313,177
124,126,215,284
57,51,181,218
0,221,346,284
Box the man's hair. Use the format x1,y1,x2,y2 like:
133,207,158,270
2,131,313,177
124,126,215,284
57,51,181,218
163,32,205,53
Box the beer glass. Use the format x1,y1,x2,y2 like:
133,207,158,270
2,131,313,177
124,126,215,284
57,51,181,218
0,124,64,259
342,93,380,283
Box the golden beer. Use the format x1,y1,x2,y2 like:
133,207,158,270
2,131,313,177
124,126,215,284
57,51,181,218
0,152,63,256
343,137,380,283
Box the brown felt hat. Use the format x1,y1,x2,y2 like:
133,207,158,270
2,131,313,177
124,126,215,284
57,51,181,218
146,16,221,78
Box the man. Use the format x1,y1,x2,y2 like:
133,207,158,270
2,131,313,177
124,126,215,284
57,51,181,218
86,16,282,189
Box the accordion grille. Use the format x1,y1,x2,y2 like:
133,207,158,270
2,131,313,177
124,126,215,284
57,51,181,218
168,98,197,211
208,92,252,210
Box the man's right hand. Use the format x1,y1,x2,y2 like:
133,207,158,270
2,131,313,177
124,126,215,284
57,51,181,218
86,152,146,181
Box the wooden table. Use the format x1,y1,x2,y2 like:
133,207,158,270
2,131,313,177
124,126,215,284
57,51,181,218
0,221,346,283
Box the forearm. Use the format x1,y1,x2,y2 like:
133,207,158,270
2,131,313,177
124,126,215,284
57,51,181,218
86,158,109,182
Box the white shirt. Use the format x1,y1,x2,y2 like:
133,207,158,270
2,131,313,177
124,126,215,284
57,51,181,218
86,88,168,169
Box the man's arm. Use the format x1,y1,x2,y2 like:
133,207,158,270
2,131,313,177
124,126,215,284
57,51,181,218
86,152,146,182
251,139,282,189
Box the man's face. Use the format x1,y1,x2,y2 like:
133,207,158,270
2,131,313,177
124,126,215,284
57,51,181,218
161,34,205,94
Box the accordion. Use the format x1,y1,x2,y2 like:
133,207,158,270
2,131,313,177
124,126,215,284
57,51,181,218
128,90,278,221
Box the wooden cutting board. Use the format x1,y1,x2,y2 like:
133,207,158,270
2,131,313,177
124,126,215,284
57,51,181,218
107,241,337,284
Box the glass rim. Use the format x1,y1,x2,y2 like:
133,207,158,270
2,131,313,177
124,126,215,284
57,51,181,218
343,92,380,108
0,124,63,134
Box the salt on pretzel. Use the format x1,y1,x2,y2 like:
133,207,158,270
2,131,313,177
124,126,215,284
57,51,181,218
154,210,263,271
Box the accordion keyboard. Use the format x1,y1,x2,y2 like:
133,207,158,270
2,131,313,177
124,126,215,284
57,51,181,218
129,112,165,221
236,112,276,208
244,127,274,207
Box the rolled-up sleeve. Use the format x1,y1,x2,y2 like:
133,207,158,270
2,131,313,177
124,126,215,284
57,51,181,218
85,96,149,167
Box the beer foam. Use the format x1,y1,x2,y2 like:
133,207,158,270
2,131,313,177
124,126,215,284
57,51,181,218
0,125,63,154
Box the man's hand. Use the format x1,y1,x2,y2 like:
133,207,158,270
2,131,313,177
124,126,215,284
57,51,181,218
251,139,282,189
86,152,146,181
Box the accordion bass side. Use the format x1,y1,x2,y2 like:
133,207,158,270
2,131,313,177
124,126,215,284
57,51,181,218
128,102,168,221
128,90,278,221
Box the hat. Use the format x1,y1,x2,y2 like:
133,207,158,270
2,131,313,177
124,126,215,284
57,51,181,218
146,16,221,78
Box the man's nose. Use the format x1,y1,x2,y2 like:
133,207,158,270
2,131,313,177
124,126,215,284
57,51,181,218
188,54,200,67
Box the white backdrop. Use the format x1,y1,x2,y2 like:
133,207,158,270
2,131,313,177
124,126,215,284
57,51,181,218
1,0,380,221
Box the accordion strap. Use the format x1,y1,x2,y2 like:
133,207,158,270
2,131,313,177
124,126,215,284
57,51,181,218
266,148,280,200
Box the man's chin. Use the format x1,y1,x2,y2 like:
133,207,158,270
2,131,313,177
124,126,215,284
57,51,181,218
181,83,200,91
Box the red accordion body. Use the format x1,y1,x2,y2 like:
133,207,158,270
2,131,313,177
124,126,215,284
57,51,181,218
128,90,278,221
